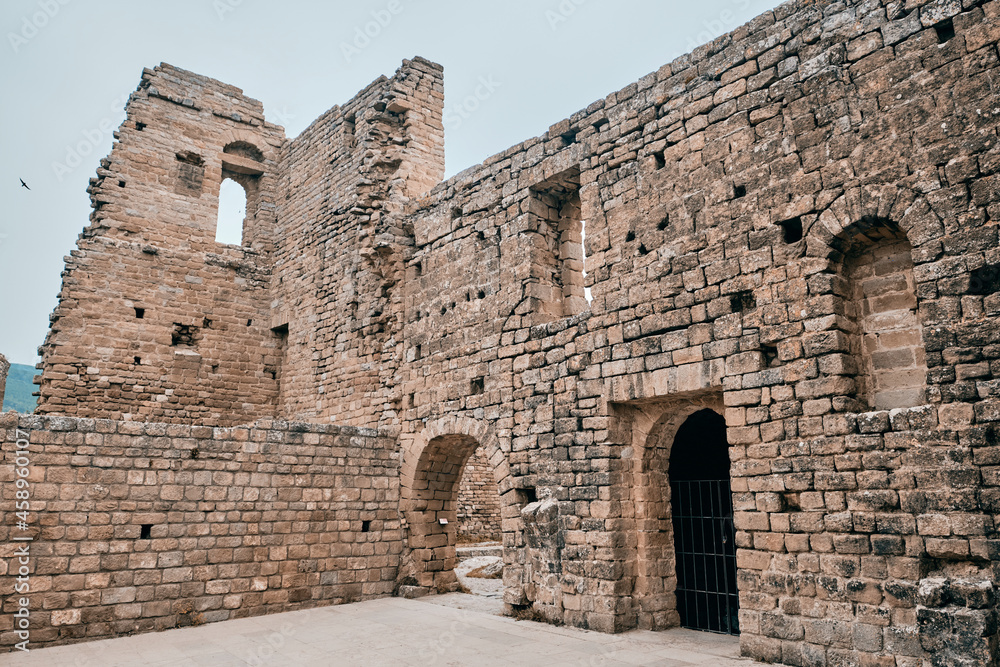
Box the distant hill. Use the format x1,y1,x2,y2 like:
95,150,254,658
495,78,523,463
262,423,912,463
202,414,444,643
3,363,38,413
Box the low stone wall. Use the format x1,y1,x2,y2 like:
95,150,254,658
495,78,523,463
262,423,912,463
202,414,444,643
0,414,401,650
456,445,502,541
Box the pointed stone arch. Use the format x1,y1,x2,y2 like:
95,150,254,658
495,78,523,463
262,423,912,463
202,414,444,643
399,416,521,596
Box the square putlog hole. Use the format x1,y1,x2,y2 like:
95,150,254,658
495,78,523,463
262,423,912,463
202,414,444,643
140,524,152,539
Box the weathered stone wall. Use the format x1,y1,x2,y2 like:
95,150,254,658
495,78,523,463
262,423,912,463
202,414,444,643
272,57,444,429
456,445,502,541
24,0,1000,664
394,0,1000,662
0,413,400,649
34,64,286,426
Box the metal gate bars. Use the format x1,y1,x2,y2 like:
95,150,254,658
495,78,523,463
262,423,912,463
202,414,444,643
670,479,739,635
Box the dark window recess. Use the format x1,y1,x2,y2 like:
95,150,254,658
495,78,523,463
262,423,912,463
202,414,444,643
515,487,537,506
783,493,801,511
934,18,955,43
414,345,422,360
625,231,636,242
777,216,804,243
135,122,146,131
658,216,670,231
134,307,145,319
265,367,277,380
247,319,253,327
561,130,578,145
471,377,484,395
762,345,780,367
133,356,141,365
969,264,1000,295
415,262,423,277
451,207,462,220
361,520,371,533
653,152,666,169
440,305,447,315
638,243,649,255
118,180,126,188
477,290,486,300
139,524,152,539
202,318,213,329
730,291,756,313
272,323,289,336
210,364,218,373
171,324,198,347
344,114,356,146
733,184,747,199
465,292,471,302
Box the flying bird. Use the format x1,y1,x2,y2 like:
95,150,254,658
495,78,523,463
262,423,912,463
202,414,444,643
19,179,29,190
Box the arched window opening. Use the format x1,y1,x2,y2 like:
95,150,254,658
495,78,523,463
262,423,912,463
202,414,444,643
841,219,926,410
215,177,247,245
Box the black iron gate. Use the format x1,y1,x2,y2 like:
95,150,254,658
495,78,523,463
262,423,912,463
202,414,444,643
670,479,739,635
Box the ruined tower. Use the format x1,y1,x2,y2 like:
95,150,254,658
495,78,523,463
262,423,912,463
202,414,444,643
35,58,445,427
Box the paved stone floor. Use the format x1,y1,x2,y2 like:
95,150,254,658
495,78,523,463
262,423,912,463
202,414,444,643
6,595,764,666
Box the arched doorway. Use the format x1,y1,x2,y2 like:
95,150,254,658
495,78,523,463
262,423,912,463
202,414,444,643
669,409,738,635
399,418,520,598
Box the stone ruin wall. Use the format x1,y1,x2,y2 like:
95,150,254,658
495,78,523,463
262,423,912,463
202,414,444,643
0,413,400,647
34,64,286,427
456,446,503,541
34,58,444,430
395,0,1000,663
7,0,1000,664
272,57,444,429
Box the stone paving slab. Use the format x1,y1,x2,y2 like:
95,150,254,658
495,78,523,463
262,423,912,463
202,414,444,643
4,595,765,666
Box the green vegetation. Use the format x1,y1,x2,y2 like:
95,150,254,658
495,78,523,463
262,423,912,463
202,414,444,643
3,363,38,413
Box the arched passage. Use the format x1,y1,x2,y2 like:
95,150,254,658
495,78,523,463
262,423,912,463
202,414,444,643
669,409,738,635
626,395,737,634
399,417,519,594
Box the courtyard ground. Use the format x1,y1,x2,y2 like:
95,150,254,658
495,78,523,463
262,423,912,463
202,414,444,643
5,594,764,666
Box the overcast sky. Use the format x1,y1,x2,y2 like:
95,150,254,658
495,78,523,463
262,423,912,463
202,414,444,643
0,0,779,366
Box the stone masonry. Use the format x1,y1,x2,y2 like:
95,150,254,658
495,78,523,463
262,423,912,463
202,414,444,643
4,0,1000,664
456,445,503,541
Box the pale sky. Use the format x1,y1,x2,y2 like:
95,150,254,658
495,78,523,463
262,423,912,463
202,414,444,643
0,0,780,366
